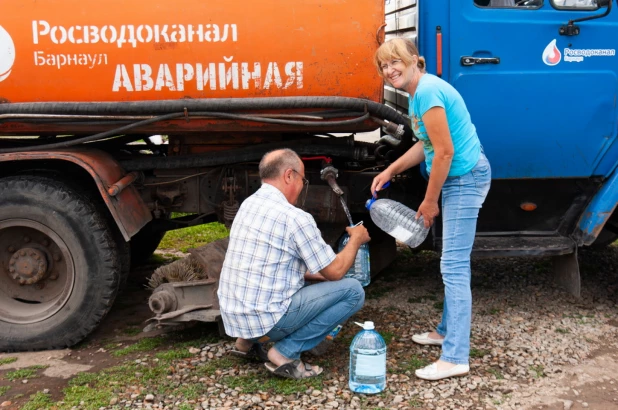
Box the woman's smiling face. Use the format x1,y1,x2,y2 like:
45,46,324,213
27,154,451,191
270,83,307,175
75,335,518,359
380,56,418,91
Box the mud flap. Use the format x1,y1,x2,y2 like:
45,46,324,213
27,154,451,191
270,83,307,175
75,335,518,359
552,248,581,298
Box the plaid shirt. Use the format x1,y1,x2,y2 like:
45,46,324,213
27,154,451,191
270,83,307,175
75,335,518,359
218,183,336,338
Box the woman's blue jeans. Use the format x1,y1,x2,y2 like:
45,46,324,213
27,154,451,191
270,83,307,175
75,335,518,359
435,153,491,365
249,278,365,360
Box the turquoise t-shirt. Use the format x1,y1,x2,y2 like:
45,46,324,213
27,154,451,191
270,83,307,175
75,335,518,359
409,74,481,177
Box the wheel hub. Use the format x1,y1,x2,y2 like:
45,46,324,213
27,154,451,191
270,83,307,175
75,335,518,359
9,247,48,285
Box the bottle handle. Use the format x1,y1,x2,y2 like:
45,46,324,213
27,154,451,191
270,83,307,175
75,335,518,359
373,181,390,198
366,181,391,210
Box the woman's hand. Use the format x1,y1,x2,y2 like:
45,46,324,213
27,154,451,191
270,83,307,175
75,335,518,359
417,199,440,228
370,169,393,197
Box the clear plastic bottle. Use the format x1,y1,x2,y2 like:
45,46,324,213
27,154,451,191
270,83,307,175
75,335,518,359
338,231,371,287
365,198,429,248
349,321,386,394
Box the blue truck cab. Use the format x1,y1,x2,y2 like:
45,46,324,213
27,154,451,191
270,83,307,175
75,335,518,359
381,0,618,296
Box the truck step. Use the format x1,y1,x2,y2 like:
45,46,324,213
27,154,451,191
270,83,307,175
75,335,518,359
435,235,575,258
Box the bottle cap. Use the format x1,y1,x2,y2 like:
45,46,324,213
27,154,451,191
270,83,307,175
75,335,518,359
355,321,375,330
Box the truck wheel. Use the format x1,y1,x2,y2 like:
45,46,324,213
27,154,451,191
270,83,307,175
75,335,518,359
0,176,121,351
590,228,618,249
130,229,166,266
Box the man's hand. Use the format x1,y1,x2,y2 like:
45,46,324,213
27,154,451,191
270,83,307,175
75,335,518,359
320,224,370,281
346,223,370,245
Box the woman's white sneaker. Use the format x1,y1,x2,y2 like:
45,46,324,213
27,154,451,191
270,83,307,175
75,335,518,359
411,332,444,346
415,362,469,381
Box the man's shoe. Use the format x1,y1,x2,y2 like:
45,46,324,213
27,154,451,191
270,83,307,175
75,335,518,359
415,362,469,381
412,332,444,346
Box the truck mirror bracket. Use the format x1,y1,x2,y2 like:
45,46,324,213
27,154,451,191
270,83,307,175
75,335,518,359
559,0,612,36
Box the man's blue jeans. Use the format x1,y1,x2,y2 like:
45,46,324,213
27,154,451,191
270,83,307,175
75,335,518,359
250,278,365,360
436,153,491,365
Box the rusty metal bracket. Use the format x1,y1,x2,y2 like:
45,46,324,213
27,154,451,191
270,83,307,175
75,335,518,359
108,171,142,197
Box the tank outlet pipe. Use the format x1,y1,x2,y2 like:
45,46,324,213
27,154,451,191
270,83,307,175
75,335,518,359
320,165,344,196
371,116,404,140
378,134,403,147
372,116,403,147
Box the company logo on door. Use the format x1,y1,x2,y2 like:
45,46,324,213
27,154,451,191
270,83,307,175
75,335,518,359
0,25,16,82
542,39,561,66
543,39,616,66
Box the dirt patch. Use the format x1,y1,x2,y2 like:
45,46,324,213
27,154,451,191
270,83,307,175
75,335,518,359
518,346,618,409
0,265,163,409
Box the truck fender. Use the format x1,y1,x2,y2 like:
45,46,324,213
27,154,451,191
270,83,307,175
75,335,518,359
576,169,618,246
0,148,152,241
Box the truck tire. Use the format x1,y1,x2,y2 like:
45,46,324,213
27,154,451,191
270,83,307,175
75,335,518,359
590,228,618,249
0,176,121,351
130,229,166,266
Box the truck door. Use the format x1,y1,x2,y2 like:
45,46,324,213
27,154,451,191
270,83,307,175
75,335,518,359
448,0,618,179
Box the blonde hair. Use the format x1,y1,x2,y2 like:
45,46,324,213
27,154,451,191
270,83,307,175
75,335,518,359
374,38,426,77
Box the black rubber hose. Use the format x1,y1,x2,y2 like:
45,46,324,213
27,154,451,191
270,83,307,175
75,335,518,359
0,111,370,154
120,141,367,171
0,113,184,154
0,96,413,137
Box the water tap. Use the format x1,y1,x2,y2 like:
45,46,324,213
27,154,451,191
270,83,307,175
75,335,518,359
320,165,344,196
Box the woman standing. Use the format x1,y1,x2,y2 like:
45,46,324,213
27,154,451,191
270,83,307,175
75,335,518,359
371,38,491,381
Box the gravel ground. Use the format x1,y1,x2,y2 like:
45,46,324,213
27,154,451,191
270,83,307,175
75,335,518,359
2,245,617,410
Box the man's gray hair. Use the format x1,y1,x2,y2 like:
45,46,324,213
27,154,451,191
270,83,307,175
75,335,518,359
259,149,302,181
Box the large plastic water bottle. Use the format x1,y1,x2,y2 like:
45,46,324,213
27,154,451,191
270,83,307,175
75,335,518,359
365,198,430,248
338,228,371,287
349,321,387,394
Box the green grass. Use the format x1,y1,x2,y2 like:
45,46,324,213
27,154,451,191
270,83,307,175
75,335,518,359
5,365,47,381
155,347,193,362
194,358,236,377
365,285,395,300
176,383,202,401
399,355,430,372
529,364,546,378
407,293,437,304
0,357,17,366
111,336,166,357
408,397,424,408
62,361,174,408
379,331,394,345
470,348,490,358
555,328,570,334
62,384,114,408
159,221,229,252
433,301,444,310
0,386,10,397
122,326,142,336
21,392,54,410
487,367,504,380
